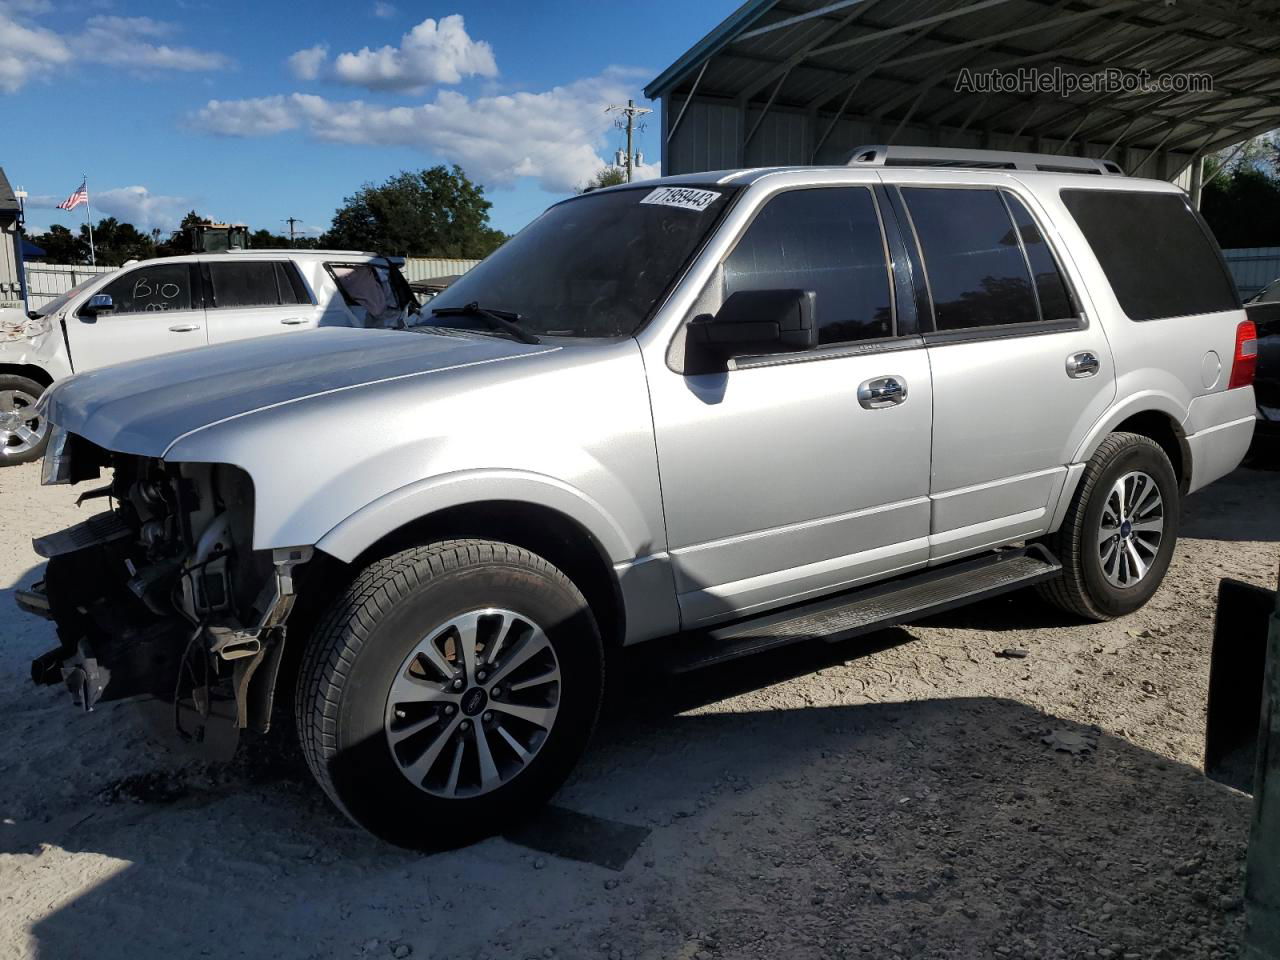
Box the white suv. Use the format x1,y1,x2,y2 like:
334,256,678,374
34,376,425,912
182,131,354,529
0,250,417,464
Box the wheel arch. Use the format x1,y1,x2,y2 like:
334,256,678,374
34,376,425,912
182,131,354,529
344,499,627,651
1074,394,1192,494
0,363,54,389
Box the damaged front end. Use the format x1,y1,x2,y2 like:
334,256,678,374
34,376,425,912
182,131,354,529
19,431,311,743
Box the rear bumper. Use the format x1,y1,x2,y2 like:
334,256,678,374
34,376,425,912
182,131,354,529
1186,414,1256,493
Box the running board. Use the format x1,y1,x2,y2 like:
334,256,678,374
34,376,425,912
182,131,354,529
669,546,1061,673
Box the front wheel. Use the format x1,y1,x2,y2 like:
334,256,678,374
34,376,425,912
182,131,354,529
1038,432,1180,621
0,374,50,466
295,539,603,848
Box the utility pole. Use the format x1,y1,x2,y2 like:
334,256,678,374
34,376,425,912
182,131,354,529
284,217,302,246
605,99,653,181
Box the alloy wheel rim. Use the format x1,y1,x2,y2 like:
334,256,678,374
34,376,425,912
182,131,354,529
0,388,47,459
384,608,561,798
1098,470,1164,588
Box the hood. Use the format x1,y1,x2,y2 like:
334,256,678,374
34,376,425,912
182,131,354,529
42,327,557,457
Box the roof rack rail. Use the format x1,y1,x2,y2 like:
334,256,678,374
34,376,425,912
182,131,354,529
847,145,1124,176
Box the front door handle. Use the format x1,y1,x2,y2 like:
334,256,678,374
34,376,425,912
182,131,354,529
280,317,309,326
168,323,201,333
1067,351,1100,378
858,376,907,409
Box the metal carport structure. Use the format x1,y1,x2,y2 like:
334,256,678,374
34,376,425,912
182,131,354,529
644,0,1280,200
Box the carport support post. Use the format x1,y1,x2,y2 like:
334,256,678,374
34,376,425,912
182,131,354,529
1189,155,1205,210
1242,556,1280,960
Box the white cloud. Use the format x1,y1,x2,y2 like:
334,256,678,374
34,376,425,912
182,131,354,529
27,185,192,232
0,13,70,93
190,68,653,193
372,2,395,18
0,9,228,91
72,15,231,71
289,14,496,93
287,43,327,81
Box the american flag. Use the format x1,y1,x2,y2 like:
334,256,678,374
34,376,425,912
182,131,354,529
56,181,88,211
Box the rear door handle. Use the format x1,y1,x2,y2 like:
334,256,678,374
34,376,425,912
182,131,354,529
168,323,201,333
280,317,309,326
858,376,907,409
1066,351,1100,378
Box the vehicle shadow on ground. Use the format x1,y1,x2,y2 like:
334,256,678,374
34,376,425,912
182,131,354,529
15,652,1251,960
1181,467,1280,542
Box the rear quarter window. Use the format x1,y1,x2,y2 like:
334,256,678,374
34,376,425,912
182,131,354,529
1060,189,1239,321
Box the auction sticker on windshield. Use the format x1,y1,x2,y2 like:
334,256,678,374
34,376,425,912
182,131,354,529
640,187,721,212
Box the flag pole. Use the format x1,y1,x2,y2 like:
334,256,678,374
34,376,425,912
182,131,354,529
83,175,96,266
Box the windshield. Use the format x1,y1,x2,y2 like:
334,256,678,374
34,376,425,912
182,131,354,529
35,275,106,316
422,184,736,338
1258,279,1280,304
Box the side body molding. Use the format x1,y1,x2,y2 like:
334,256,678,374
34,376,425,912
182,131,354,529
315,469,635,565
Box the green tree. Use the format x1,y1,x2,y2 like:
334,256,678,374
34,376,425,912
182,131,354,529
27,224,84,263
84,217,156,266
322,165,507,257
1201,137,1280,248
580,165,628,193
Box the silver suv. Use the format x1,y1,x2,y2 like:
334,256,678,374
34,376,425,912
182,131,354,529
21,147,1258,847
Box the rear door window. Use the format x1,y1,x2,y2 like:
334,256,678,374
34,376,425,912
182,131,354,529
901,187,1038,331
723,186,894,344
1002,192,1077,322
207,261,308,308
1061,189,1239,320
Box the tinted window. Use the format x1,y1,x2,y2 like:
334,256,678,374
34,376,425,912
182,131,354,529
276,262,310,305
724,187,892,344
427,185,736,338
209,261,281,308
96,264,193,315
1003,192,1077,322
903,187,1037,331
1061,189,1239,321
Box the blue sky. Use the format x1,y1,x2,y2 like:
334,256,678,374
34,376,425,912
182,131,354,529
2,0,731,238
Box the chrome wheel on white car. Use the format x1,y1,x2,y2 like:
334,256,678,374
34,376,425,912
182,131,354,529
0,378,50,465
1097,471,1165,588
385,608,562,798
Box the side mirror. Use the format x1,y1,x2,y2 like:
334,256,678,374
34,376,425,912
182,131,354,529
80,293,113,319
687,289,817,366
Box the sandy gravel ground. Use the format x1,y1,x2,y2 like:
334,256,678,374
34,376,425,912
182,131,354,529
1,459,1277,960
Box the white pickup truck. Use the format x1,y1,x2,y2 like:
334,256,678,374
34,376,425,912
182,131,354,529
0,250,418,464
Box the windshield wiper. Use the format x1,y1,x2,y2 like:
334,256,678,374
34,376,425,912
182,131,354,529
430,302,541,344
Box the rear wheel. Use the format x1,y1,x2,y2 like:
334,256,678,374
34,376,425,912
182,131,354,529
295,538,603,848
0,375,49,466
1038,432,1180,621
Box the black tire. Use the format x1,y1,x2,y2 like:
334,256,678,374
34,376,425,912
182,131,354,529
1037,432,1180,621
0,374,50,466
295,538,603,849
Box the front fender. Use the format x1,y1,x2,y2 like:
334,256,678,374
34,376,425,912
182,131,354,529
314,468,635,564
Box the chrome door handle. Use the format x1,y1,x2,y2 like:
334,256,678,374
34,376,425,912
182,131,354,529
168,323,201,333
1067,351,1100,378
280,317,309,325
858,376,907,409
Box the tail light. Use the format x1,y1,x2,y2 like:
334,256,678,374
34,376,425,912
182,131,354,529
1228,319,1258,389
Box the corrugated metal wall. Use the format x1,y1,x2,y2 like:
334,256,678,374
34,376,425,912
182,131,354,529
1223,248,1280,299
25,263,116,307
401,258,482,282
662,96,1196,181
